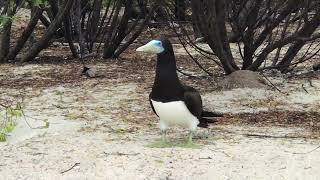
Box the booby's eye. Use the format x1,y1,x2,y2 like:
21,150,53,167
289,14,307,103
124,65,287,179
154,41,162,47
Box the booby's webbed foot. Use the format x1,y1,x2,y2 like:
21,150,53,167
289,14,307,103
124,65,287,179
178,131,202,149
146,130,173,148
146,131,202,149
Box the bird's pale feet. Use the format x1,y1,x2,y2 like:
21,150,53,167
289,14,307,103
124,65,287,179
146,130,173,148
179,131,202,149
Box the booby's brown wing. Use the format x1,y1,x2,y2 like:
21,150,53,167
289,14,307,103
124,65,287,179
149,93,158,117
183,86,203,118
183,85,221,128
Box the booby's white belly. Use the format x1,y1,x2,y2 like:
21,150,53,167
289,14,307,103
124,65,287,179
151,100,199,130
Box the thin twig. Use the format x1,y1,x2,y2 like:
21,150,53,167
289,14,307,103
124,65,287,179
0,103,8,108
60,162,80,174
199,157,212,160
243,133,303,139
308,79,314,87
260,72,283,93
292,145,320,154
162,6,214,77
176,68,201,78
301,84,309,94
208,148,231,157
104,152,140,156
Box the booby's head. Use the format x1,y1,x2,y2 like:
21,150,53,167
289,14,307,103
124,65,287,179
136,39,165,54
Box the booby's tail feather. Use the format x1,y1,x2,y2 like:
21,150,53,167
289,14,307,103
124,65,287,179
198,111,223,128
201,111,224,118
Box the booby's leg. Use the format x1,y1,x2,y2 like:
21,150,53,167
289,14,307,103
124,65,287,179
159,120,168,143
146,120,171,148
180,121,201,148
181,130,201,148
188,131,194,144
161,129,167,142
187,120,198,144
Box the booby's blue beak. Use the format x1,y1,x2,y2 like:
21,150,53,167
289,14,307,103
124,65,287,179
136,40,164,54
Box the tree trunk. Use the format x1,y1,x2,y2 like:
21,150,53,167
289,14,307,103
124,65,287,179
242,0,262,69
277,9,320,72
102,0,122,58
75,0,85,58
87,0,102,52
113,7,154,58
21,0,75,62
63,14,79,58
103,0,132,59
0,2,14,63
175,0,186,21
6,7,43,61
191,0,239,74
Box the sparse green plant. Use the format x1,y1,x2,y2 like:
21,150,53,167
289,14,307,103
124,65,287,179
0,102,24,142
0,15,14,31
54,90,65,102
31,0,48,6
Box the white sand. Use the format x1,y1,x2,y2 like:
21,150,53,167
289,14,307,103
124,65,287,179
0,62,320,179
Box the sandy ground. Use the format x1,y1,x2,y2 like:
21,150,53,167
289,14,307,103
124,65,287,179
0,62,320,179
1,8,319,179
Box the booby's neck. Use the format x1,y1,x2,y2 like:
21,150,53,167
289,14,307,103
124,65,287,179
151,50,184,101
155,51,179,83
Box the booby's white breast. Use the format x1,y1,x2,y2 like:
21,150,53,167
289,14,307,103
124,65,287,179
151,100,199,131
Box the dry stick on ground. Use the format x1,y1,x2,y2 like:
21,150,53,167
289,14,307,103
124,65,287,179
260,73,284,93
243,133,304,139
292,145,320,154
103,152,140,156
301,84,309,94
208,147,231,157
60,163,80,174
199,157,212,160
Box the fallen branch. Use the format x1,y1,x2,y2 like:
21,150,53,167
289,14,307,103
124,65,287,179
308,79,315,87
292,145,320,155
243,133,304,139
199,157,212,160
260,72,283,93
301,84,309,94
60,162,80,174
104,152,140,156
176,68,205,78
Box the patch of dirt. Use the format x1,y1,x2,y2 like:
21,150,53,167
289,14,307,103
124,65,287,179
221,111,320,136
219,70,267,89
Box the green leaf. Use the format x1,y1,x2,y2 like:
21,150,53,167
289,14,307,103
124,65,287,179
31,0,48,6
44,120,50,128
6,122,16,133
54,90,64,96
0,133,6,142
